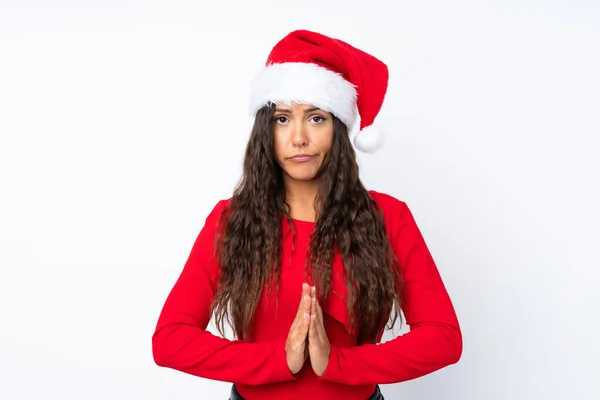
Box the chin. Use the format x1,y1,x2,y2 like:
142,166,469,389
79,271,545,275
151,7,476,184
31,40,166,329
289,173,319,181
284,168,319,182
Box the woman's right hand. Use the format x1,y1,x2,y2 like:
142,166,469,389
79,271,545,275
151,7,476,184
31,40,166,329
285,283,312,375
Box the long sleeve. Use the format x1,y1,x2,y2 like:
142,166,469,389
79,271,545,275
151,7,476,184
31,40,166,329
318,195,462,385
151,200,296,385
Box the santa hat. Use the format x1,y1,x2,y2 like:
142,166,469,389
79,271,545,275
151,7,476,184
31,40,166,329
249,30,388,153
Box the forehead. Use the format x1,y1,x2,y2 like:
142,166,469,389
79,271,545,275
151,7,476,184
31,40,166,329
274,103,330,113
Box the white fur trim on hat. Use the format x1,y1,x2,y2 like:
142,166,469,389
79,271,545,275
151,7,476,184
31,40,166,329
249,62,358,132
353,125,384,153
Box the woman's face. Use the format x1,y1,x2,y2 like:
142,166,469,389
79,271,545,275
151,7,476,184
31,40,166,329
272,103,334,184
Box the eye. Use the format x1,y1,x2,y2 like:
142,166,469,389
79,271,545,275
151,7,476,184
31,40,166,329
311,116,327,123
274,116,289,124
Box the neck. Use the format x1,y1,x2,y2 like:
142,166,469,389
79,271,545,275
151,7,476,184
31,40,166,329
284,177,319,222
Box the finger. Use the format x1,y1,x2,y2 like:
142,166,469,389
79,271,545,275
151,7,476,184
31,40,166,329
302,303,310,331
298,283,310,312
309,292,317,339
294,283,311,322
315,295,322,319
318,300,326,328
310,286,317,318
303,285,312,314
294,290,303,321
314,298,327,337
309,314,316,340
293,316,309,346
300,284,312,332
298,299,310,333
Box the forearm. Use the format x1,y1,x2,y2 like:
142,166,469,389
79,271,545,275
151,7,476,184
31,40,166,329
318,322,462,385
152,323,295,385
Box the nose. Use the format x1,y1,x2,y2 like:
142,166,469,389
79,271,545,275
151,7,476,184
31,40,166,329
291,120,308,147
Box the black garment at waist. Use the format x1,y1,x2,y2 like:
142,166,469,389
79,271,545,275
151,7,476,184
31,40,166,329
229,384,384,400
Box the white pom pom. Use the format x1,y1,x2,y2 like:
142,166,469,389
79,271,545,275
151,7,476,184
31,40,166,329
353,125,384,153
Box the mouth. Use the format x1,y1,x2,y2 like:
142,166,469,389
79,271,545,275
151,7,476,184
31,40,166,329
287,154,317,163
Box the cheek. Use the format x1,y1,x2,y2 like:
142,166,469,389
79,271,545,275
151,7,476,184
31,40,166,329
272,131,285,159
317,128,334,152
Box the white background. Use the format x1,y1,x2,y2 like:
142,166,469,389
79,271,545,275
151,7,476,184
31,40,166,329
1,1,599,399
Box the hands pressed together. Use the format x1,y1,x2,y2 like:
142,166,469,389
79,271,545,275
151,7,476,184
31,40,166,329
285,282,331,377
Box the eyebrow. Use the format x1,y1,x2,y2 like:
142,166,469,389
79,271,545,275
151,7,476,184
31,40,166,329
275,107,322,114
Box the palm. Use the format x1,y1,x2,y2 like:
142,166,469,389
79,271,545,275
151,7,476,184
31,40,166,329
308,287,331,376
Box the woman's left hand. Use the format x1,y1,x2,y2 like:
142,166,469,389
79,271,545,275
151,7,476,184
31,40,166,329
308,286,331,377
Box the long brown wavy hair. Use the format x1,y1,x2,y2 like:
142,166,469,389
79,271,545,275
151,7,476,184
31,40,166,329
211,104,403,345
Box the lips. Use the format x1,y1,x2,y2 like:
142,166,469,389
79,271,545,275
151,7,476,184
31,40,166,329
288,154,316,162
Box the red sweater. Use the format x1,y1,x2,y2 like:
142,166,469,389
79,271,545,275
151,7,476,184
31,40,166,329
152,190,462,399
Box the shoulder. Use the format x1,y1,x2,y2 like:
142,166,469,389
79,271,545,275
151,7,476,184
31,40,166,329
367,190,417,239
211,197,233,214
366,191,426,253
202,197,233,228
367,189,408,216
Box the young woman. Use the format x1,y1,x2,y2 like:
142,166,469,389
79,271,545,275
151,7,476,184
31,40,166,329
152,30,462,400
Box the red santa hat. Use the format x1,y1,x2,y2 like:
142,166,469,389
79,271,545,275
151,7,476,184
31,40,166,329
249,30,388,153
